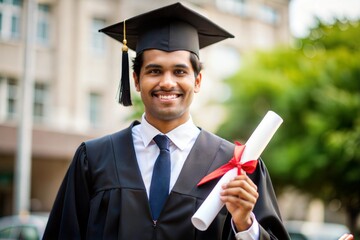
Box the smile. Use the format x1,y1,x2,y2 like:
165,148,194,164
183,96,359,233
152,92,182,100
159,94,178,99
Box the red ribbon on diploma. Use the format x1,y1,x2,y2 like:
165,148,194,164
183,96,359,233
197,142,258,186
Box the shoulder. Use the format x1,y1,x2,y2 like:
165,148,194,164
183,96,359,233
199,129,234,149
196,129,235,162
84,121,139,149
82,121,139,160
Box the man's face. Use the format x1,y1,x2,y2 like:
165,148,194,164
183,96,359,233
133,49,202,127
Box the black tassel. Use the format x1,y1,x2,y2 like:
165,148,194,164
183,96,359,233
119,49,132,106
118,20,132,106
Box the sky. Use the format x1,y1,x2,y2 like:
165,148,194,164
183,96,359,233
289,0,360,37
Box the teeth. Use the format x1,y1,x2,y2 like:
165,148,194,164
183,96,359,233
159,95,177,99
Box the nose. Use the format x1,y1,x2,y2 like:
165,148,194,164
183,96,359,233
159,72,176,89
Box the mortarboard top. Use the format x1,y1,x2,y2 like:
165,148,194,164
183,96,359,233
99,2,234,106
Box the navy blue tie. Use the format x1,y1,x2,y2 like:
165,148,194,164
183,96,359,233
149,134,171,220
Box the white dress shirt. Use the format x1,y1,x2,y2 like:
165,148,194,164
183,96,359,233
132,114,259,240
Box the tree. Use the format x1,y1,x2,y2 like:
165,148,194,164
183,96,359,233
217,19,360,234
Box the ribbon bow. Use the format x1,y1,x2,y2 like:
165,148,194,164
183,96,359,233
197,142,258,186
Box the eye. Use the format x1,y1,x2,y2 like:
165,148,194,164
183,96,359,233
147,69,161,75
174,69,187,75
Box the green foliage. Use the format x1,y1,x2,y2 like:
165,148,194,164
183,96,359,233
217,19,360,230
126,93,144,121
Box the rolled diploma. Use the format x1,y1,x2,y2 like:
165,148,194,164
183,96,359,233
191,110,283,231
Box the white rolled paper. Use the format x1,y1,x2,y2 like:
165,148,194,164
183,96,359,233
191,110,283,231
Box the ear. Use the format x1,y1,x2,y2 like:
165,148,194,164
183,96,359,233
133,72,140,92
194,72,202,93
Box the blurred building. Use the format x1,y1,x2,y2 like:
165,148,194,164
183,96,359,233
0,0,290,216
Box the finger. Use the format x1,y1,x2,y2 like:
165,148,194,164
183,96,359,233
232,175,258,190
339,234,350,240
222,182,258,200
224,178,258,197
222,185,257,200
221,184,258,204
339,234,353,240
220,194,256,211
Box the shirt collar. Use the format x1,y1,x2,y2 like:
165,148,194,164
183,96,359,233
140,113,200,150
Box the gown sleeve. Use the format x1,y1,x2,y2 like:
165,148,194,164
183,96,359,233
251,159,290,240
222,159,289,240
43,143,91,240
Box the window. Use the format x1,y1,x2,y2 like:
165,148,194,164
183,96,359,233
91,18,106,54
33,82,48,122
12,0,22,6
216,0,247,16
89,92,101,127
10,13,19,38
0,77,4,120
7,78,17,120
0,0,22,40
37,4,50,45
0,12,3,32
259,5,279,25
2,78,48,122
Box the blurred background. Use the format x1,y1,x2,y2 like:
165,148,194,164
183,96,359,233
0,0,359,239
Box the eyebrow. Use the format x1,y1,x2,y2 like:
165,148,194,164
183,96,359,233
145,63,161,69
144,64,162,69
144,63,190,69
174,64,189,69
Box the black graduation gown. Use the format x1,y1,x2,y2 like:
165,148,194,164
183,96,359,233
43,121,290,240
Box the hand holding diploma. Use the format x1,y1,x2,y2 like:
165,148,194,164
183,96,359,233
220,171,259,231
191,111,283,231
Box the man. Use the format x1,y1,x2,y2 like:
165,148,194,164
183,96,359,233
43,2,290,239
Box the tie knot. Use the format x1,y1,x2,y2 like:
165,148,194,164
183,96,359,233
153,134,170,151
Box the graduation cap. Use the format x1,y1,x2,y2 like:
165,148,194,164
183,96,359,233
99,2,234,106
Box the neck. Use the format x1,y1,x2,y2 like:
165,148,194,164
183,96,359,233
145,115,190,134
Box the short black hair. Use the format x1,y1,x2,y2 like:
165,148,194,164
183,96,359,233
132,51,203,78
